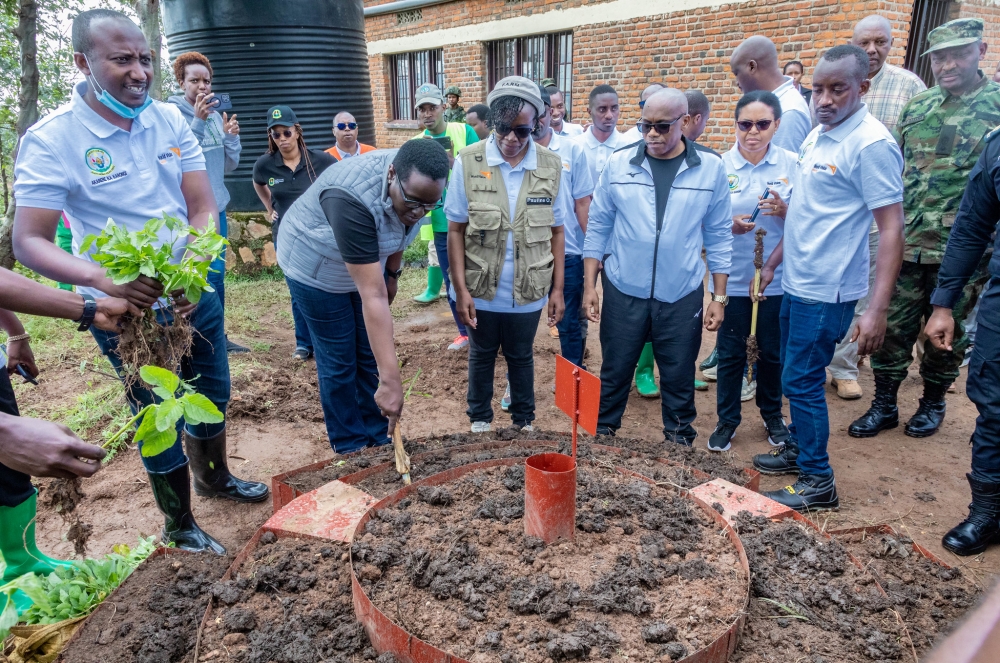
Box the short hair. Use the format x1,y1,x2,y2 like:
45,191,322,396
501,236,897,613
588,84,618,106
333,110,355,123
735,90,783,120
544,85,561,98
783,60,804,74
172,52,212,85
72,9,135,56
467,104,491,122
820,44,870,84
685,90,711,118
394,139,450,183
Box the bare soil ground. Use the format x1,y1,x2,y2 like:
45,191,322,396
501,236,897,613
15,277,999,597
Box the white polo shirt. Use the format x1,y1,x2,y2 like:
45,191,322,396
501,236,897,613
445,135,567,313
14,82,205,300
545,132,594,256
554,121,584,137
772,76,813,154
716,144,797,297
621,124,642,144
573,127,629,192
782,104,903,303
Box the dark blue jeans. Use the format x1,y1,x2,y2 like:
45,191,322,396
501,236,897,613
274,232,313,352
780,294,856,477
434,232,467,337
717,295,783,426
597,275,703,440
208,210,227,310
91,289,230,473
556,254,585,367
285,278,388,453
467,308,542,426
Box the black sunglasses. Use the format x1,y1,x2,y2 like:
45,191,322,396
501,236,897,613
494,125,533,140
398,178,444,211
636,116,683,135
270,128,294,139
737,119,774,132
336,122,358,130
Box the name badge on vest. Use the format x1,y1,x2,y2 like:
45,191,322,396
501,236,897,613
525,197,552,206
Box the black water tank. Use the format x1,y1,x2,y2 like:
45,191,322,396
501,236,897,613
162,0,374,211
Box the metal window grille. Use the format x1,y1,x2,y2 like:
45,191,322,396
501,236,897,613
389,48,445,120
904,0,956,87
486,31,574,119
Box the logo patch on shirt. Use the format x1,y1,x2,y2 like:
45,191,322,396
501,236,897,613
85,147,113,176
798,142,814,163
727,174,740,190
811,163,838,175
767,178,789,186
157,149,178,164
525,197,552,206
470,171,492,179
268,177,284,187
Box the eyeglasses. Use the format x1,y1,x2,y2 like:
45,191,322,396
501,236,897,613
398,178,444,211
336,122,358,130
736,119,774,132
494,125,533,140
270,128,294,139
636,117,683,135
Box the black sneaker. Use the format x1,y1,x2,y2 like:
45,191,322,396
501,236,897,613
764,417,790,447
226,338,251,354
292,347,313,361
752,440,799,475
707,422,737,452
762,473,839,512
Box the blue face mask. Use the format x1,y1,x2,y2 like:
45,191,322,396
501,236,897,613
84,55,153,119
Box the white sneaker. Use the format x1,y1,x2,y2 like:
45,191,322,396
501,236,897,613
500,383,511,411
741,380,756,402
702,364,717,381
521,424,534,432
471,421,491,433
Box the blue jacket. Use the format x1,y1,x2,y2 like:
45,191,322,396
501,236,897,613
583,138,732,303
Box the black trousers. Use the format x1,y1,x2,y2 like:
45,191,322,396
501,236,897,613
0,369,34,508
967,297,1000,483
597,275,703,440
467,308,543,426
716,295,784,426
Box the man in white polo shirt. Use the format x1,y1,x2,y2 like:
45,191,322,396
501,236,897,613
731,36,813,153
574,84,629,186
12,9,268,554
751,45,905,511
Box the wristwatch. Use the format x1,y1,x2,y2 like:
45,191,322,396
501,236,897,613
75,294,97,331
384,266,403,280
711,294,729,306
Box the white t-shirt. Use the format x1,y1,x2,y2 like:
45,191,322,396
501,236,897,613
445,135,568,313
14,82,206,300
573,127,629,193
716,144,797,297
772,76,813,154
544,132,594,256
554,121,584,137
621,124,643,144
781,104,904,303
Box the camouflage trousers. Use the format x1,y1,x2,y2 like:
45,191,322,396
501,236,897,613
871,257,990,386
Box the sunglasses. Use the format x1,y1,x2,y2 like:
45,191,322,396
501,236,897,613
270,128,294,139
736,119,774,132
639,99,647,109
398,178,444,211
494,125,533,140
636,117,682,135
336,122,358,130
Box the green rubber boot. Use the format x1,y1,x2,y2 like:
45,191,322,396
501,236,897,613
1,491,74,613
413,266,443,303
635,342,659,398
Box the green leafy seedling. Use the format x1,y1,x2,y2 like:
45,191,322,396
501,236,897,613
104,365,224,457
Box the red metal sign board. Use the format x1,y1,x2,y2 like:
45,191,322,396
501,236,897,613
554,355,600,437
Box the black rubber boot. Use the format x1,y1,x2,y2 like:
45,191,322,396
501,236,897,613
186,429,269,503
752,437,799,475
848,374,901,438
762,473,839,512
942,474,1000,556
904,381,948,438
148,462,226,554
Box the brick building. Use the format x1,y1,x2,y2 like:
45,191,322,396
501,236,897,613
364,0,1000,152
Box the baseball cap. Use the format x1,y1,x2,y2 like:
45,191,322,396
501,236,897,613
537,83,551,107
487,76,546,118
267,105,297,128
414,83,444,110
922,18,984,56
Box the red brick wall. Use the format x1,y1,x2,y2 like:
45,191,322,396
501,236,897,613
957,0,1000,59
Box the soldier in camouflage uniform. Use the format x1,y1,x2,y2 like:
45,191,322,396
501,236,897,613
443,85,466,123
851,18,1000,440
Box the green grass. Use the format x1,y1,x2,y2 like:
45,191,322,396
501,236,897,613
56,381,134,461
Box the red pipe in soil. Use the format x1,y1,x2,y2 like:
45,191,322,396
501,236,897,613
523,452,576,544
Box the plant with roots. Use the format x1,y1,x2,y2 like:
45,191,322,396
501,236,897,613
81,214,226,381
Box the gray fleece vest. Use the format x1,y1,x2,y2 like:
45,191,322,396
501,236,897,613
277,149,416,294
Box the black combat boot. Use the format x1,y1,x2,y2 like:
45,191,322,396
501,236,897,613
185,429,270,503
762,473,839,512
147,462,226,554
942,474,1000,556
752,436,799,475
848,374,901,438
904,381,948,438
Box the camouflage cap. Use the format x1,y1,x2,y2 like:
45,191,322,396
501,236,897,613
445,85,462,97
922,18,984,56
